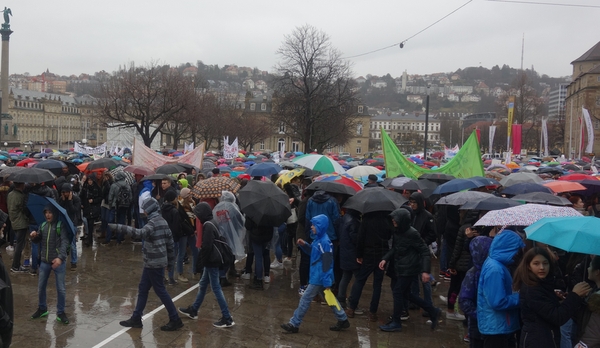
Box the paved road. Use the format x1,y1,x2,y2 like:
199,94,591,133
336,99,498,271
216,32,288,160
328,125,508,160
7,238,467,347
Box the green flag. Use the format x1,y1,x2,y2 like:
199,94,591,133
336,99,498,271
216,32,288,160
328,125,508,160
381,128,484,179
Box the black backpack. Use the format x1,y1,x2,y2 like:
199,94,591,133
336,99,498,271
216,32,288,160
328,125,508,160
205,221,234,269
116,184,132,208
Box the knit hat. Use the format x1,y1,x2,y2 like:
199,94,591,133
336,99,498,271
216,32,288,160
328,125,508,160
164,190,178,203
61,183,72,192
180,188,191,199
178,178,188,188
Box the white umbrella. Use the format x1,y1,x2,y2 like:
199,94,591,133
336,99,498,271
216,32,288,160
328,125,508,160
474,204,582,227
292,154,346,174
346,165,381,177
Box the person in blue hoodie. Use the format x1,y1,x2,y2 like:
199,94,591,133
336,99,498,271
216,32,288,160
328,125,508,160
280,214,350,333
476,230,524,347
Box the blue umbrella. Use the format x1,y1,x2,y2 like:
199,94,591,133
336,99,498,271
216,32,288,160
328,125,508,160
245,162,282,177
432,178,479,195
26,194,76,241
410,156,424,165
294,151,304,156
469,176,500,187
501,182,552,196
525,216,600,255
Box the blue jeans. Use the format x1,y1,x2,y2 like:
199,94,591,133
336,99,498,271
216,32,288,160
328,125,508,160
275,227,285,262
168,241,179,280
191,267,231,319
177,236,187,275
410,274,433,307
251,241,268,280
101,206,110,234
132,267,179,321
348,255,385,314
289,284,347,328
38,261,66,313
560,319,573,348
70,235,77,265
105,208,127,243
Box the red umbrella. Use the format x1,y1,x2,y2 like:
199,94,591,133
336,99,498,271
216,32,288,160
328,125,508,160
431,151,445,159
543,181,587,193
558,174,597,181
423,161,437,167
313,173,364,193
16,158,38,167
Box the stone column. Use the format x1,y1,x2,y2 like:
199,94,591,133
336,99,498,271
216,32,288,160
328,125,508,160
0,27,13,144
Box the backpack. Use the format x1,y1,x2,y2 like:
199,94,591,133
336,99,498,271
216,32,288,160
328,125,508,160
40,220,74,254
116,183,132,208
205,221,234,269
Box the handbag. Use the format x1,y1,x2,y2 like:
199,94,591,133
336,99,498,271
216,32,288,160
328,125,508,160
286,208,298,224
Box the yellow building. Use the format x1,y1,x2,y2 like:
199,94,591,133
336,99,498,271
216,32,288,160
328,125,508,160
564,41,600,157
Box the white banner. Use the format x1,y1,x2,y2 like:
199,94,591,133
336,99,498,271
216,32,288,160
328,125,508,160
132,138,205,170
541,117,549,157
184,142,194,153
583,107,594,154
74,142,107,155
223,136,238,159
489,125,496,155
444,145,459,160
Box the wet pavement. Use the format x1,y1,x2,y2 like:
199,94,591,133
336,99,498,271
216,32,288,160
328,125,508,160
6,236,468,348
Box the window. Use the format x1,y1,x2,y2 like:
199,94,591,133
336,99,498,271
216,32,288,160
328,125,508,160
292,142,299,152
279,122,285,133
261,103,266,111
356,147,362,154
597,97,600,107
250,103,255,111
596,120,599,130
357,140,361,144
278,138,285,152
357,122,363,135
358,106,364,113
259,142,265,150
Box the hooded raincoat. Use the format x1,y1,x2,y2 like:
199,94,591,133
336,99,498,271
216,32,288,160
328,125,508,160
298,214,335,287
213,191,246,259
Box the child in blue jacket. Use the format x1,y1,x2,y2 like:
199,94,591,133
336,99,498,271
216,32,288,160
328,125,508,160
281,214,350,333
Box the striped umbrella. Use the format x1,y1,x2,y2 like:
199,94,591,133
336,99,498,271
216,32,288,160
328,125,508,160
292,154,346,174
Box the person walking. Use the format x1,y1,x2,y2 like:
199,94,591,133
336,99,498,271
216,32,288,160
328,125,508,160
108,198,183,331
7,182,28,273
105,172,132,245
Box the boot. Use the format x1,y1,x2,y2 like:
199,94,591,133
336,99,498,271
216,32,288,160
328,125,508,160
329,319,350,331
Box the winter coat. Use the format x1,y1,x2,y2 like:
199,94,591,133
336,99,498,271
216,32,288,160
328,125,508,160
449,213,478,273
459,236,493,320
575,288,600,348
295,197,309,242
338,210,361,271
31,205,69,264
305,190,340,241
80,179,102,219
58,194,82,226
297,214,335,287
109,198,175,270
519,277,584,348
245,218,273,245
383,208,431,277
161,201,181,241
6,189,27,230
108,172,131,209
443,205,461,252
409,192,436,245
356,211,392,259
477,230,524,335
194,202,223,269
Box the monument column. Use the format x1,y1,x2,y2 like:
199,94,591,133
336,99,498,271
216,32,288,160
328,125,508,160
0,8,13,144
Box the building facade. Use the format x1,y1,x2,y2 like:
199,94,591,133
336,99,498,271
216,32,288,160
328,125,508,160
548,83,568,121
369,111,441,154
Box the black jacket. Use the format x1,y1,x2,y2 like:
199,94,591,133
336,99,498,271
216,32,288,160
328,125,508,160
194,202,222,269
409,192,436,245
356,211,392,259
245,218,273,244
383,209,431,277
80,180,102,219
519,277,584,348
161,202,181,241
338,210,361,271
59,194,82,226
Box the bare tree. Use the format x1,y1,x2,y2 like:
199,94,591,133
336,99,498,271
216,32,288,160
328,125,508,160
98,63,195,147
272,25,360,153
191,90,238,151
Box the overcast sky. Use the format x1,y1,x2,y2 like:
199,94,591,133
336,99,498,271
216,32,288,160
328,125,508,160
6,0,599,79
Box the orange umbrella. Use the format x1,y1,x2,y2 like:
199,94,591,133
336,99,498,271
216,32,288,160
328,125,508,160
77,162,106,175
542,181,586,193
506,162,519,169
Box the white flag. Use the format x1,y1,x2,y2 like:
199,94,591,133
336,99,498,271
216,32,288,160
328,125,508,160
583,107,594,154
489,126,496,155
541,117,549,157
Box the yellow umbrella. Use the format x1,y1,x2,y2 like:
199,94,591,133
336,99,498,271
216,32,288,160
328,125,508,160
276,168,306,186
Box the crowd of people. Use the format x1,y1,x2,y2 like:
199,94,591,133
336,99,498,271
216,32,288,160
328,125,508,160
0,153,600,348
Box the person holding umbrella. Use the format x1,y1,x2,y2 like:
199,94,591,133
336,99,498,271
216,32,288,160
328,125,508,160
80,173,102,247
58,183,81,271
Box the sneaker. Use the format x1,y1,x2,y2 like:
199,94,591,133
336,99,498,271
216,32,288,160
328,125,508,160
439,295,448,303
160,318,183,331
379,321,402,332
270,260,283,270
283,257,292,263
280,323,299,333
298,285,307,297
5,245,13,252
30,268,38,276
464,334,470,342
240,271,252,280
213,316,235,328
10,266,26,273
330,319,350,331
71,264,77,271
100,242,110,247
31,308,49,319
178,306,198,320
177,274,189,283
400,311,410,321
263,275,271,283
354,308,365,315
120,317,143,328
345,308,355,318
248,278,263,290
446,311,466,321
23,259,30,267
432,281,441,287
56,312,69,325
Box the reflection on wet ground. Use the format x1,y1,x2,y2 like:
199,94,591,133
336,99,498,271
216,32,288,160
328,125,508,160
8,238,467,347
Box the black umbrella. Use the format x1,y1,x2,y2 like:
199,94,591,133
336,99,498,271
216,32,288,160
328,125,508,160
32,159,66,176
537,167,563,175
501,182,552,196
201,160,216,170
460,196,523,211
0,166,26,178
238,180,291,226
6,168,56,184
435,191,493,206
382,177,420,191
419,173,455,183
156,163,186,175
86,158,121,171
305,181,357,196
416,179,439,197
511,192,572,206
177,163,200,174
343,187,407,214
60,161,81,175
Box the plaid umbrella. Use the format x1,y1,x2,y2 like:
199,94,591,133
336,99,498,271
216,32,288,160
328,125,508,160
190,176,241,199
110,166,136,185
474,204,582,227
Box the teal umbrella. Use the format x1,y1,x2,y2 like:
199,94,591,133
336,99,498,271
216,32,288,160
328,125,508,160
525,216,600,255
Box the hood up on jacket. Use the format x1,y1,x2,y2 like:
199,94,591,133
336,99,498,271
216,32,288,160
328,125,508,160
142,197,161,219
220,191,236,203
140,180,153,195
42,204,58,222
409,191,426,213
488,229,524,266
311,190,332,204
310,214,329,239
470,236,493,270
114,171,127,182
390,208,412,234
193,202,213,223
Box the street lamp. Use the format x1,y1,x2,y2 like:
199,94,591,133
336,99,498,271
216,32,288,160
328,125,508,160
423,85,430,159
3,142,6,151
163,142,167,150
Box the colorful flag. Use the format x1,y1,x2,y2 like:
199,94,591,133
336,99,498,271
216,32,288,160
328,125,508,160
381,128,484,179
512,124,522,155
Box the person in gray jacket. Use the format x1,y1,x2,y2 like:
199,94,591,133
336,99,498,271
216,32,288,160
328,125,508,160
108,198,183,331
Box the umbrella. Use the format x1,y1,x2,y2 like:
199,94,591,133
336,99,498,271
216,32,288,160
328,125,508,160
124,165,155,176
306,181,358,196
245,163,283,177
15,158,38,167
435,191,493,206
110,166,136,185
86,158,121,171
501,182,553,196
511,192,572,206
499,172,543,187
0,166,26,178
484,171,506,181
416,179,439,197
474,204,582,227
6,168,56,184
238,180,291,226
60,161,81,175
542,181,586,193
346,166,381,178
573,180,600,195
343,187,407,214
460,196,523,211
558,174,597,181
432,178,479,195
382,177,420,191
140,173,170,182
275,168,306,186
469,176,500,188
419,173,455,183
32,159,67,176
177,163,200,175
190,176,241,200
313,173,363,193
525,217,600,254
155,163,186,175
201,160,216,170
279,161,297,168
292,154,346,174
26,194,77,240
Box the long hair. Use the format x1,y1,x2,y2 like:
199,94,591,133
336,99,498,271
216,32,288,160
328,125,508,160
513,247,555,291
